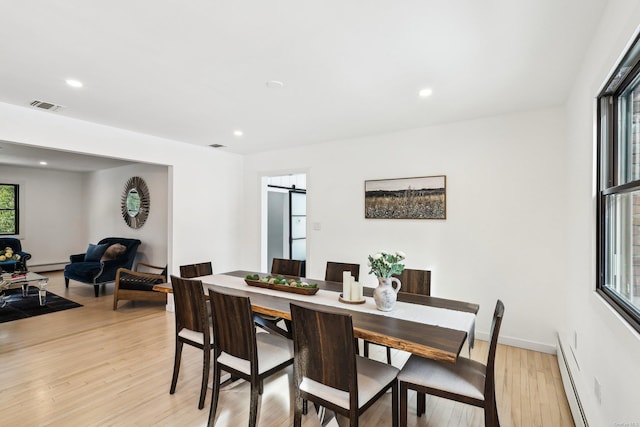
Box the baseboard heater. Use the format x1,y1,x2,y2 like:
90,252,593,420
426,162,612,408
556,333,589,427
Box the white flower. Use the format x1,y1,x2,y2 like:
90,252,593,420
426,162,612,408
373,253,383,260
396,251,406,259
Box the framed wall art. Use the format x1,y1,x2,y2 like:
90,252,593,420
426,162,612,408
364,175,446,219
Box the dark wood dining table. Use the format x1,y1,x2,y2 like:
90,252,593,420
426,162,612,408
155,270,479,364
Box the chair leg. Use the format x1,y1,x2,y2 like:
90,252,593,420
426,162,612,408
484,390,500,427
349,408,359,427
64,277,69,288
170,340,183,394
400,382,408,427
198,346,210,409
392,380,398,427
294,393,303,427
363,340,369,357
416,392,426,417
93,285,99,297
249,378,260,427
208,364,221,427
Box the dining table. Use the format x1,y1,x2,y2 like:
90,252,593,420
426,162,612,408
154,270,479,364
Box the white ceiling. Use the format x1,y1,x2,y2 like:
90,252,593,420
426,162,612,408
0,0,607,158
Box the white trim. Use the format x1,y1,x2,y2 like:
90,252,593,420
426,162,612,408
474,331,556,354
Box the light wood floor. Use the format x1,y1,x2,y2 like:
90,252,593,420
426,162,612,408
0,271,574,427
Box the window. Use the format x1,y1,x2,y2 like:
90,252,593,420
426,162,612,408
597,33,640,333
0,184,19,235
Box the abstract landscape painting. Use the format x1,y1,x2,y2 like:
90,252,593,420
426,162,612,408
365,175,446,219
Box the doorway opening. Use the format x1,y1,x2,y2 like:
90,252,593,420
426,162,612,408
263,173,307,276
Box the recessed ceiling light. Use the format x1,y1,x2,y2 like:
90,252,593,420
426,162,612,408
418,88,433,98
266,80,284,89
233,130,243,137
39,161,48,165
66,79,83,88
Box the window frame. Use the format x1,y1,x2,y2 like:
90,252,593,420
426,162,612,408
0,183,19,236
596,32,640,334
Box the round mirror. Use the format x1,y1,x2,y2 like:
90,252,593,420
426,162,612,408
121,176,150,228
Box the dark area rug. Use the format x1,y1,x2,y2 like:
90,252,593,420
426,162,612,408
0,288,83,323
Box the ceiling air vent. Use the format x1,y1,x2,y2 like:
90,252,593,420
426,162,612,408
209,144,226,148
29,100,64,112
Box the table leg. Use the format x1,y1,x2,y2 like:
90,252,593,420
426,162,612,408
37,279,48,306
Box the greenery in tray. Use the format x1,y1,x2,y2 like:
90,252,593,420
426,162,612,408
247,274,317,288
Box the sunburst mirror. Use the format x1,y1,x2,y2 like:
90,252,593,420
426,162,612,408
121,176,150,229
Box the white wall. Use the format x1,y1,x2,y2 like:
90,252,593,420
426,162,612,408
563,1,640,425
0,164,87,268
83,163,169,267
242,107,566,352
0,102,244,277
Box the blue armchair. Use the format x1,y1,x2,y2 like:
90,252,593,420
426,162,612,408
64,237,141,297
0,237,31,272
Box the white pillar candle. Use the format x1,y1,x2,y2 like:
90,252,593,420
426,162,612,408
351,280,363,301
343,271,352,300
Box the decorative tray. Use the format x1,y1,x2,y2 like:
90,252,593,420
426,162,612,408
245,277,320,296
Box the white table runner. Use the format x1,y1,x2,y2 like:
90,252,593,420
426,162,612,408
200,273,476,348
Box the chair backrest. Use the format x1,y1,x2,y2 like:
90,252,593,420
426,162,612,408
394,268,431,296
179,261,213,278
290,303,357,397
484,300,505,398
325,261,360,282
0,237,22,253
271,258,302,277
98,237,141,269
208,289,257,371
170,275,210,335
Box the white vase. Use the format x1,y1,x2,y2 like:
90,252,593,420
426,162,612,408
373,276,401,311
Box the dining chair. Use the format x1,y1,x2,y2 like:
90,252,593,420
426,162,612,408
290,303,399,427
397,299,504,427
271,258,303,276
252,258,304,338
324,261,360,282
364,268,432,364
179,261,213,278
208,289,294,427
169,275,213,409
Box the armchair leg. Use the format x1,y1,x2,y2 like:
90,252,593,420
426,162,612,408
65,277,69,288
93,285,100,297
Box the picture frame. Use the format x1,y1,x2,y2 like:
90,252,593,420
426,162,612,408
364,175,446,219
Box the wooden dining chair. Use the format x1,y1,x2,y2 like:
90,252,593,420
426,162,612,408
397,300,505,427
179,261,213,278
364,268,432,364
271,258,303,276
252,258,304,338
169,275,213,409
290,303,399,427
208,289,294,427
324,261,360,282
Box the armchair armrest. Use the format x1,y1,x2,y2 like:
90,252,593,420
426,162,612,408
133,262,166,273
69,253,86,263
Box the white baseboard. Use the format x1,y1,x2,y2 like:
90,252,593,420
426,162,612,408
28,262,67,273
474,331,556,354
